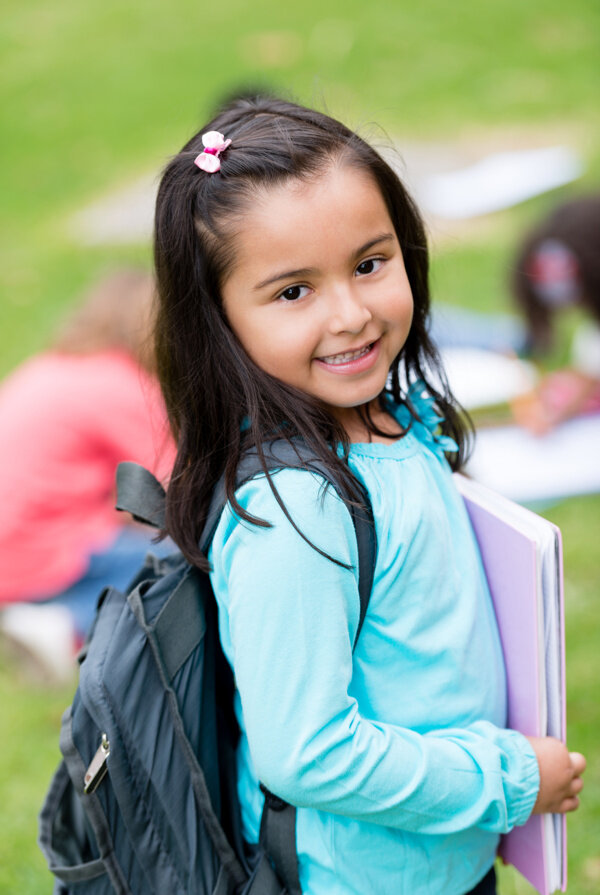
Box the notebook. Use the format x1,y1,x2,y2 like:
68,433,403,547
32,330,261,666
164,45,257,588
455,473,566,895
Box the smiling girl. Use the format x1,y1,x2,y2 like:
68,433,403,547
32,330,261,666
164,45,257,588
153,94,584,895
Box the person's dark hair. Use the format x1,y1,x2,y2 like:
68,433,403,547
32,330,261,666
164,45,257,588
154,92,471,568
511,194,600,353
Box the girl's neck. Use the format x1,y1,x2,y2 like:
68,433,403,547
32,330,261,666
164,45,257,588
334,402,404,445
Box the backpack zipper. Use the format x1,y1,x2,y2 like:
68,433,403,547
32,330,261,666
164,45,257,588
83,733,110,794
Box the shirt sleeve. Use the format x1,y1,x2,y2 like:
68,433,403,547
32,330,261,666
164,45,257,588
209,468,540,835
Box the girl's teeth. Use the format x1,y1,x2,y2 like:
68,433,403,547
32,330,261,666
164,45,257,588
321,344,372,365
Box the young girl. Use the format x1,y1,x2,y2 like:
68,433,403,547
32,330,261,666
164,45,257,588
153,94,585,895
510,195,600,433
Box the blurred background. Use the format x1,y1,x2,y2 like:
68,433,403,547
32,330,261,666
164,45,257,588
1,0,599,892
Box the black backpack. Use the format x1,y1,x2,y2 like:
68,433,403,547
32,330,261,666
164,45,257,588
39,443,376,895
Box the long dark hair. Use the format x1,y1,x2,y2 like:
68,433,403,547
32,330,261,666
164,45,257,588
154,92,471,568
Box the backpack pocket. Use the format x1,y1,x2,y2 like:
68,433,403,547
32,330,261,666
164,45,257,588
39,761,118,894
39,706,135,895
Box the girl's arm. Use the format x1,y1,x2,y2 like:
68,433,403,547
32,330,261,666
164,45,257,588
211,469,561,836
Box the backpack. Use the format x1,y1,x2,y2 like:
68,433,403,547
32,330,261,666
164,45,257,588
39,442,376,895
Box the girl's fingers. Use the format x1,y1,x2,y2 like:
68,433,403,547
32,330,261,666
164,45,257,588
569,752,587,774
571,776,584,795
560,796,580,813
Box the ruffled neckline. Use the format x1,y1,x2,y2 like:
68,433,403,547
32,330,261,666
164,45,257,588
348,381,458,461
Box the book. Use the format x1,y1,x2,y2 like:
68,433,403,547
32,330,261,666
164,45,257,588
454,473,566,895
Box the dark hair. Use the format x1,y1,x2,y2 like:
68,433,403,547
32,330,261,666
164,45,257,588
154,92,471,568
511,194,600,353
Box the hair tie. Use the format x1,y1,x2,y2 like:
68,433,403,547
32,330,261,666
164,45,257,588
194,131,232,173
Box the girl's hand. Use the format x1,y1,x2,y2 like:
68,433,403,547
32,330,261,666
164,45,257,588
526,736,586,814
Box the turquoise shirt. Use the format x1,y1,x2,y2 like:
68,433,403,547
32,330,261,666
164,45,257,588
209,387,539,895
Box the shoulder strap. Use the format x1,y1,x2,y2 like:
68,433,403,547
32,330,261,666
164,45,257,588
117,448,377,648
223,442,376,895
115,462,166,529
200,440,376,649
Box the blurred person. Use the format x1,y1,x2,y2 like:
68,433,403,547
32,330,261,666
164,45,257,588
0,269,175,676
510,194,600,434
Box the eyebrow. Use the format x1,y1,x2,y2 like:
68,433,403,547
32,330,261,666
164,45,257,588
253,233,396,291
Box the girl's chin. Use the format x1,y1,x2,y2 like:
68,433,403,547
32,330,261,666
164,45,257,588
322,394,384,420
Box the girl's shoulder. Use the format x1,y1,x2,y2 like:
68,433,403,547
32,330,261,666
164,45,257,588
213,465,358,555
208,466,361,603
237,464,347,509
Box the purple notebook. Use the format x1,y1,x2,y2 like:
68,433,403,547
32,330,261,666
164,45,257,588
455,474,567,895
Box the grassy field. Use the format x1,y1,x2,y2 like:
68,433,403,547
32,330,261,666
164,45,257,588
1,0,599,892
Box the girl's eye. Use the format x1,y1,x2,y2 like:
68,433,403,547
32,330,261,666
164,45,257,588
278,285,311,302
356,257,384,277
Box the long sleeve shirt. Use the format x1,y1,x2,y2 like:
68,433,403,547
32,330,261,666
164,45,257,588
209,388,539,895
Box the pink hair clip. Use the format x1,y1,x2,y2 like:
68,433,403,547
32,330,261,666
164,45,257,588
194,131,232,173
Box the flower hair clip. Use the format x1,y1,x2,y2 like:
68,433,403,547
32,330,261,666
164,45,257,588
194,131,232,173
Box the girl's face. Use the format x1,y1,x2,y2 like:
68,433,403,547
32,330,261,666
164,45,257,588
221,164,414,431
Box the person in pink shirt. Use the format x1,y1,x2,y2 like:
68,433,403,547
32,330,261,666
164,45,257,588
0,270,175,667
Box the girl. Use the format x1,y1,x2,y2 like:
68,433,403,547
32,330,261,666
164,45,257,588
153,94,585,895
510,195,600,433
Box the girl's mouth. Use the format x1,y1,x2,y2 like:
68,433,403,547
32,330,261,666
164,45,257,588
319,342,374,365
315,338,381,373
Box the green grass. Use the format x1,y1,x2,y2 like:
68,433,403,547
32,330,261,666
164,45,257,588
0,663,73,894
546,496,600,894
2,0,599,375
1,0,599,892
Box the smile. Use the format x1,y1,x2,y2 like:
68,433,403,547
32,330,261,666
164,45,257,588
319,341,376,365
314,338,382,375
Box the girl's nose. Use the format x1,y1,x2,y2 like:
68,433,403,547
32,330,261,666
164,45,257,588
328,287,372,335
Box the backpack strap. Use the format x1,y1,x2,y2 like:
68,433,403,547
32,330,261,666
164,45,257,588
202,441,376,895
115,462,166,529
115,452,375,663
201,440,376,648
258,787,301,895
